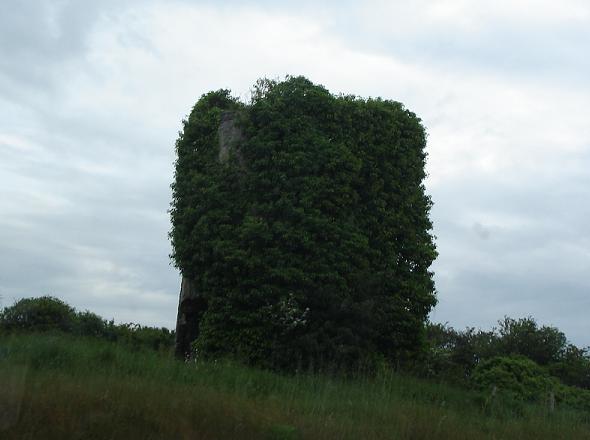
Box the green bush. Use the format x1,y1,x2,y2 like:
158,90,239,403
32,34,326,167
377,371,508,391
557,385,590,411
115,323,174,352
0,296,77,333
0,296,174,353
76,310,109,338
471,356,557,402
424,323,498,382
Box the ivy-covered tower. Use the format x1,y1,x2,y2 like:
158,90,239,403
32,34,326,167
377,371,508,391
170,77,437,370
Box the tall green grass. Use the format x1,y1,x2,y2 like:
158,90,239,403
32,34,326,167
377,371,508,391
1,333,589,439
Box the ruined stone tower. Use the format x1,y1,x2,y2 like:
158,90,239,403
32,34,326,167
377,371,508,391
170,78,437,369
174,111,243,358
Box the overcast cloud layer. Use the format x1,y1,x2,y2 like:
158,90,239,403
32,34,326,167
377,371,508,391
1,0,589,344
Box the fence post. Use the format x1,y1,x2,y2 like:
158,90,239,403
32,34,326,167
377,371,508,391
548,391,555,413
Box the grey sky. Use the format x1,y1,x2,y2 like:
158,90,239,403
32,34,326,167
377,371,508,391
1,0,589,345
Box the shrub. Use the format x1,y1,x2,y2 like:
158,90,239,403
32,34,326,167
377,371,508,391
115,323,174,352
0,296,77,333
0,296,174,353
471,356,557,402
75,310,109,338
424,322,498,382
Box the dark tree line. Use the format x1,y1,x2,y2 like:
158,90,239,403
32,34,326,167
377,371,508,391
426,317,590,390
0,296,173,352
2,296,589,410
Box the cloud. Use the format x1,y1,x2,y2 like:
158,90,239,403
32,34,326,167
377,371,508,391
0,1,588,345
430,164,590,343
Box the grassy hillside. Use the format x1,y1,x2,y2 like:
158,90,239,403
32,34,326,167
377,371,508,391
1,333,589,439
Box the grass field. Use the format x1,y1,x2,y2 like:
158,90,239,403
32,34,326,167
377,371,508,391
1,333,589,439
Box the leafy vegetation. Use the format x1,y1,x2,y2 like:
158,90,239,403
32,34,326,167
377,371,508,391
424,318,590,412
425,317,590,391
170,76,437,370
472,356,560,400
1,332,589,440
0,296,173,352
0,296,77,333
2,297,589,438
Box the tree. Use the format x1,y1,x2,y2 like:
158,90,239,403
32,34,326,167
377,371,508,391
170,76,437,370
496,317,567,366
425,323,499,381
0,296,77,333
548,344,590,389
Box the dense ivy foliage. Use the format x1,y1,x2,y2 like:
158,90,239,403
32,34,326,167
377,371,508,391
170,76,437,370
